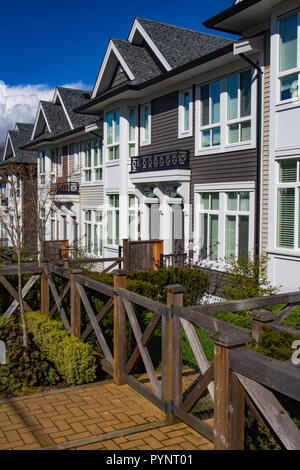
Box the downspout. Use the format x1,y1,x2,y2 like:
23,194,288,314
239,53,263,257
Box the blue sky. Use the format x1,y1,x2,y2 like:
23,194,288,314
0,0,237,144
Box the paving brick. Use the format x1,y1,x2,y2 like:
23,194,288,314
120,439,146,450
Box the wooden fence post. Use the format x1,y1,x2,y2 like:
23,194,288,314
70,268,82,338
41,262,49,315
211,332,246,450
250,310,276,343
113,269,127,385
165,284,185,424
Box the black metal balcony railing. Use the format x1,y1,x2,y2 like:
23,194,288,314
50,182,79,196
130,149,190,173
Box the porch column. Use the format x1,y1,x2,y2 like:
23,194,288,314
153,186,172,254
177,182,190,254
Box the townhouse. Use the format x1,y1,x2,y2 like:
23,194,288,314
0,123,37,251
76,17,261,273
22,87,103,257
205,0,300,291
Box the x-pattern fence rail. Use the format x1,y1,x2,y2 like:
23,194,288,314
1,261,300,450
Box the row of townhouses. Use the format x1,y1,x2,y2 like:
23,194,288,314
0,0,300,293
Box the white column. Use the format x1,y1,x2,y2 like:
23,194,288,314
153,186,172,254
177,181,190,254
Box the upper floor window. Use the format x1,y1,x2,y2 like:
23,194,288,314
74,143,81,172
83,140,103,183
200,81,221,147
107,194,119,246
38,151,45,185
279,13,300,101
50,150,56,183
196,70,254,154
179,89,193,138
277,159,300,250
227,71,252,144
128,108,137,157
107,111,120,160
140,104,151,146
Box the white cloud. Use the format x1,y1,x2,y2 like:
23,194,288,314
0,80,91,146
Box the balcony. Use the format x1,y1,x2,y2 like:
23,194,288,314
130,149,190,184
50,182,79,196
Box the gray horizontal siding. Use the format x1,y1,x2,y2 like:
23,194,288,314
80,185,104,207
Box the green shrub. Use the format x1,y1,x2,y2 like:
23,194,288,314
249,326,299,361
26,312,97,385
215,312,252,330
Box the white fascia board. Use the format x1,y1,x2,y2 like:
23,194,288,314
128,19,172,72
3,135,14,161
56,89,74,130
31,102,51,140
194,181,255,192
92,40,135,99
85,123,101,133
233,35,264,56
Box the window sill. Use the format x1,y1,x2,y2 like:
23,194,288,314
81,182,103,187
195,141,254,156
178,131,193,139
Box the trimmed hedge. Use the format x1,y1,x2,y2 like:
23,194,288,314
26,312,97,385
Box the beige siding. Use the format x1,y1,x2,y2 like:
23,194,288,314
261,31,271,257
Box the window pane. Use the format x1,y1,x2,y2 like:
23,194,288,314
200,213,208,259
129,108,136,141
239,192,250,211
210,215,219,261
144,106,150,140
211,81,221,124
280,74,299,101
201,129,210,147
129,213,135,241
211,193,219,210
200,193,209,210
212,127,221,146
114,146,119,160
279,15,298,73
241,121,251,142
240,71,252,117
226,215,236,260
95,168,102,181
228,123,239,144
115,112,120,142
227,75,238,120
238,216,249,261
107,113,113,145
129,143,136,157
279,160,297,182
184,92,190,131
277,188,295,248
227,192,238,211
201,85,209,126
115,211,119,245
129,195,136,208
108,147,114,161
107,211,112,245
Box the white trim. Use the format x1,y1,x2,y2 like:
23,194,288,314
140,103,151,146
194,181,255,192
3,134,16,161
31,103,51,140
128,19,172,72
92,40,135,99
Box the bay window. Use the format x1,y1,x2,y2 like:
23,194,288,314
107,111,120,160
140,104,151,146
179,88,193,138
278,13,300,101
107,195,119,246
277,159,300,250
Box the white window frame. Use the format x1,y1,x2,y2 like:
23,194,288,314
128,107,138,158
83,209,103,256
140,103,151,146
276,158,300,252
194,182,255,269
226,71,253,146
81,139,103,185
195,69,257,156
57,148,63,178
73,143,81,173
128,194,139,241
38,151,46,185
277,10,300,104
178,88,193,138
106,194,119,247
50,209,59,241
106,110,120,161
50,150,57,184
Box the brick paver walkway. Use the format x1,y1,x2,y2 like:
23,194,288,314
0,380,213,450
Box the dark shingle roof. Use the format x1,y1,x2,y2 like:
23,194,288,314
112,39,162,85
0,147,4,161
57,87,99,127
7,123,37,162
135,18,233,69
40,101,71,136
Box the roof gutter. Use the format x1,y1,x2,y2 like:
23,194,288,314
76,43,234,114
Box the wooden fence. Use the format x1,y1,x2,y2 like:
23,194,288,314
0,261,300,450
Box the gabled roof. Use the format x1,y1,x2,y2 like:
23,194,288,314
90,17,233,101
3,123,37,163
133,18,233,69
55,87,97,128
